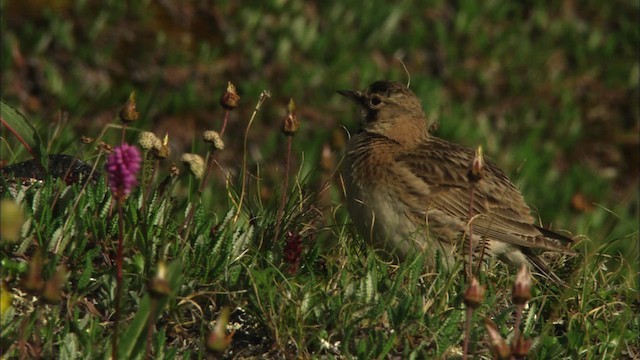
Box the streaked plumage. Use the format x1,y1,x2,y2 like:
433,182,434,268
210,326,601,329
339,81,575,280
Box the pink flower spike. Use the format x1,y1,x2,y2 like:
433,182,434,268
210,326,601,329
106,143,142,201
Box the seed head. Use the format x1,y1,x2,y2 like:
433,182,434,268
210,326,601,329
203,130,225,150
181,153,205,179
138,131,161,150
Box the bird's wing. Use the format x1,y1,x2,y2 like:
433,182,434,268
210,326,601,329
395,137,574,253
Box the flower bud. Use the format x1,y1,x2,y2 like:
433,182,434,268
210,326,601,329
511,335,532,359
206,307,234,354
119,91,139,123
219,82,240,110
42,265,67,305
512,264,532,305
23,250,44,293
148,261,170,298
463,276,485,309
484,318,511,360
469,145,484,182
281,98,299,136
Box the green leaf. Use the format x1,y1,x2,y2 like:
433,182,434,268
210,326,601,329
114,260,183,360
0,99,44,161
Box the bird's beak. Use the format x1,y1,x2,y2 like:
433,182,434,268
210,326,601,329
337,89,365,106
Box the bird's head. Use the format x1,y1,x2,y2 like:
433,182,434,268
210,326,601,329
338,81,428,142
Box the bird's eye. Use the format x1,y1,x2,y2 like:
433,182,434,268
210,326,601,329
369,96,382,106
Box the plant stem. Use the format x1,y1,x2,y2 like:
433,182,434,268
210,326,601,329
273,135,292,245
145,297,158,360
181,151,216,239
513,303,524,343
121,124,127,145
462,306,473,360
220,110,230,137
467,185,475,279
112,202,125,360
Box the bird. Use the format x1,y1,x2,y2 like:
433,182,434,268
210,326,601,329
338,80,575,281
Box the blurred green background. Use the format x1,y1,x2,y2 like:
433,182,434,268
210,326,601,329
1,0,638,257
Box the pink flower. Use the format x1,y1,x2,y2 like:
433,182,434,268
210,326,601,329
283,231,303,274
106,144,141,201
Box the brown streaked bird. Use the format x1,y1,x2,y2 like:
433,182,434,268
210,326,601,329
338,80,575,281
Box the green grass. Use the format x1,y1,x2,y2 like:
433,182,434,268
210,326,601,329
1,0,638,358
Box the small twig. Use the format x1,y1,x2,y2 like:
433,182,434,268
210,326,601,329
234,90,271,222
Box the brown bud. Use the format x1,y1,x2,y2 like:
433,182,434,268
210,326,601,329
42,265,67,305
469,145,484,182
80,135,95,144
484,318,511,360
511,335,532,359
23,250,44,293
206,307,234,354
281,98,299,136
148,261,170,298
463,276,485,309
512,264,532,305
219,82,240,110
119,91,139,123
